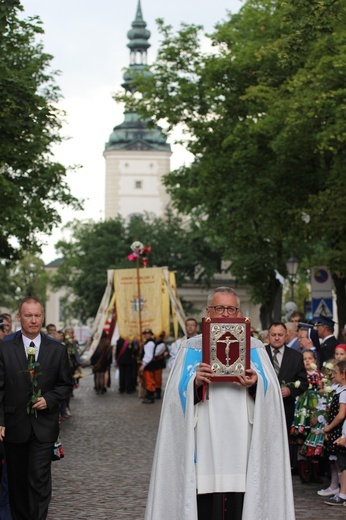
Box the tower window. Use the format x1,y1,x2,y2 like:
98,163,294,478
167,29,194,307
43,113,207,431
135,181,142,189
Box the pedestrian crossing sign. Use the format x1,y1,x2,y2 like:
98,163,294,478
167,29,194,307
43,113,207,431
312,297,333,318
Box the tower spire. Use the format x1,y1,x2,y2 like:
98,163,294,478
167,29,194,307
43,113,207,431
105,1,170,153
122,0,151,92
135,0,143,21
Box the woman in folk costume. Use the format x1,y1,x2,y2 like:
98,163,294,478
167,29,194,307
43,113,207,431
291,349,323,483
144,287,295,520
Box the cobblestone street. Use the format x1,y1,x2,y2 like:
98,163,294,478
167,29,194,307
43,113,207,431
47,368,345,520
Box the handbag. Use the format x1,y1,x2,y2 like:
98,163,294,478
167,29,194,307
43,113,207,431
52,437,64,461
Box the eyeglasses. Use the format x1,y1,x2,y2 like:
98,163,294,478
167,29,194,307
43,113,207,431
208,305,239,315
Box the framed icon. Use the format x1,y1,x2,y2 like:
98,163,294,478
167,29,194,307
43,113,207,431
202,317,251,382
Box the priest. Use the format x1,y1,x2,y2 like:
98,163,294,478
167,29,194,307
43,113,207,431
145,287,295,520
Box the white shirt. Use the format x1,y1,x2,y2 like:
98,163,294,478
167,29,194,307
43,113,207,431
142,340,156,366
22,334,41,360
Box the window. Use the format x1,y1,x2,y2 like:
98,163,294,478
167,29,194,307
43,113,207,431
135,181,142,189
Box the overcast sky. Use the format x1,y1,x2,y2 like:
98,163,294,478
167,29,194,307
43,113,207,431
20,0,242,262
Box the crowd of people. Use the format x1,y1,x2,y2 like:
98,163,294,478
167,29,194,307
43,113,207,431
112,318,199,404
0,291,346,519
247,311,346,509
280,315,346,508
143,289,346,519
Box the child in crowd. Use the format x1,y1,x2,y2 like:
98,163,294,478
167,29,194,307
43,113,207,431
300,358,336,493
292,349,322,482
321,360,346,506
334,344,346,362
333,419,346,508
334,421,346,449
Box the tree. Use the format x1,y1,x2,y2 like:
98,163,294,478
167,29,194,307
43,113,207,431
0,2,80,261
51,213,223,321
115,0,346,327
0,252,48,310
300,171,346,339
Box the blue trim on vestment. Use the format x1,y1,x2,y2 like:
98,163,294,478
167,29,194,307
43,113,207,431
179,348,201,414
250,347,268,394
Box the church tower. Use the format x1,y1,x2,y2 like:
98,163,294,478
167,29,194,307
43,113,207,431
104,1,172,220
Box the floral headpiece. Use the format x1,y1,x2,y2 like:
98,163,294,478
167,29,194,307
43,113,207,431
128,241,151,267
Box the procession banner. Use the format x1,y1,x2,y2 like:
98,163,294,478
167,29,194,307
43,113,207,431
87,269,114,357
162,267,187,337
113,267,163,339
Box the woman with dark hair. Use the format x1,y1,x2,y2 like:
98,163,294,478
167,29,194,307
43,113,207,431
90,334,113,394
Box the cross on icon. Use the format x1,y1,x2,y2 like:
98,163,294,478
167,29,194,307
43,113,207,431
217,335,238,367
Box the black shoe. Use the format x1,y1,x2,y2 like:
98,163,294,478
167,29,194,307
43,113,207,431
142,398,155,404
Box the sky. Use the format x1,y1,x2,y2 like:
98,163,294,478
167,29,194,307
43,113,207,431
20,0,242,263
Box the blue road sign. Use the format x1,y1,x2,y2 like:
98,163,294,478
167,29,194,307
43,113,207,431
312,297,333,318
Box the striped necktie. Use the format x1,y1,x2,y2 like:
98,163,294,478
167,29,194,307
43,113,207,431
272,349,280,375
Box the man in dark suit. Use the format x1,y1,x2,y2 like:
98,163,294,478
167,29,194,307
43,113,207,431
0,297,73,520
312,315,339,365
265,322,308,435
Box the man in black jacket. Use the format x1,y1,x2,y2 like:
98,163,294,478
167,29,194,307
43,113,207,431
265,322,308,435
313,315,339,365
0,297,73,520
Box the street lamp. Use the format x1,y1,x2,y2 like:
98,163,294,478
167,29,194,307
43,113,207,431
286,256,299,301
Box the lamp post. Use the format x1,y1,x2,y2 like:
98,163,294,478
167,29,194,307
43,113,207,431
286,256,299,301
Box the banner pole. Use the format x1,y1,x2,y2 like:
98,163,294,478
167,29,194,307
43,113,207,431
136,257,143,342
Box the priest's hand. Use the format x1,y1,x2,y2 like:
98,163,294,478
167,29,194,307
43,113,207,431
0,426,5,441
235,368,258,387
196,363,214,387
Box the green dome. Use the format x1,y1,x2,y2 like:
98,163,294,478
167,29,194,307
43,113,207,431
105,111,171,152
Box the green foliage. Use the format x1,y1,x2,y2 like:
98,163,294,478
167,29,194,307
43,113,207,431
0,253,48,310
283,273,310,317
300,171,346,334
52,213,223,321
0,2,81,260
115,0,346,327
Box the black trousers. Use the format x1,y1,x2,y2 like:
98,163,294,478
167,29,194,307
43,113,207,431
4,432,54,520
197,492,244,520
118,364,136,393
